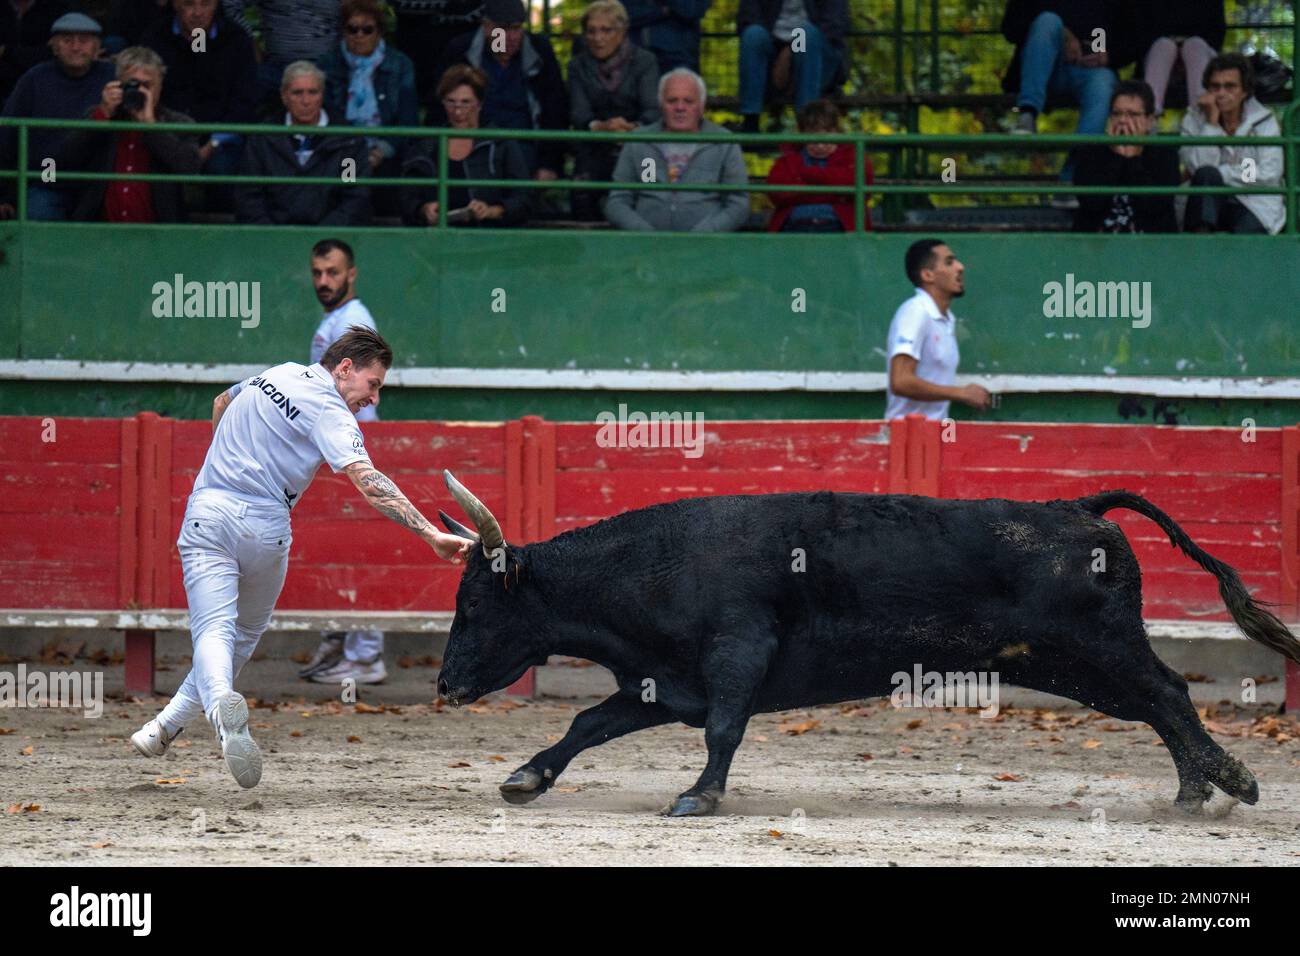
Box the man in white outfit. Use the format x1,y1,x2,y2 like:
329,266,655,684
884,238,991,422
296,238,388,686
131,327,473,788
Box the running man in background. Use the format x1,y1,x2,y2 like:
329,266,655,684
885,238,992,421
131,327,474,788
297,238,389,686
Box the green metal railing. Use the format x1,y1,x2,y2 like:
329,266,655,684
3,111,1299,232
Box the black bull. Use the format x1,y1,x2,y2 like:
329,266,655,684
436,473,1300,817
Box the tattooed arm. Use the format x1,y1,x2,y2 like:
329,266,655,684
212,389,234,433
344,461,473,563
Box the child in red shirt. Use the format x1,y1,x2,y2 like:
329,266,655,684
766,99,873,232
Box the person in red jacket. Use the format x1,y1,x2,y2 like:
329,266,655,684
766,98,871,232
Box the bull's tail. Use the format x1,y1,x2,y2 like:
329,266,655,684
1079,490,1300,665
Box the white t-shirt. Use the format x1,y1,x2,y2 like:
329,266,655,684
311,298,378,422
883,288,961,421
192,362,371,510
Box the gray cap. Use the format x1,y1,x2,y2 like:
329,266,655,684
51,12,103,35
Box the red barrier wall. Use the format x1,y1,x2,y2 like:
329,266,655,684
3,414,1296,631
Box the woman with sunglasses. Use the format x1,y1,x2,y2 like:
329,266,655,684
318,0,418,213
400,63,531,226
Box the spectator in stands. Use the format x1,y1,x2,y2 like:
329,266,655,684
736,0,848,134
0,12,115,220
318,0,417,215
56,44,201,221
1001,1,1129,146
235,60,371,225
621,0,710,75
118,0,175,46
568,0,659,220
140,0,258,209
0,0,69,104
886,239,991,422
400,63,529,226
78,0,134,53
1134,0,1224,116
605,67,748,231
1180,53,1284,235
429,0,567,180
390,0,482,105
222,0,341,109
766,98,870,232
1072,80,1177,233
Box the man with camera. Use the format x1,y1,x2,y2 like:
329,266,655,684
55,45,202,222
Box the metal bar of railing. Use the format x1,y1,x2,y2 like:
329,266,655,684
436,129,448,230
15,124,27,223
854,139,865,232
2,118,1297,212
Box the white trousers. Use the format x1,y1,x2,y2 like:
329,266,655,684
157,490,290,734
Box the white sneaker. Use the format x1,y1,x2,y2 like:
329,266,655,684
298,635,345,679
210,692,262,789
131,718,181,757
308,656,388,685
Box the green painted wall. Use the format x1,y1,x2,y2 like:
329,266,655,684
5,223,1300,424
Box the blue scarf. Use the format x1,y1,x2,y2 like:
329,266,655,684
342,39,386,128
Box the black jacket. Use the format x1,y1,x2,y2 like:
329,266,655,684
428,28,568,174
567,44,661,130
1001,0,1137,95
0,0,68,103
55,105,202,222
400,131,530,225
140,10,259,125
1133,0,1226,61
236,122,371,225
1072,142,1179,233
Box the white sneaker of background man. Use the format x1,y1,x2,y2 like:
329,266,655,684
129,326,474,787
298,237,387,686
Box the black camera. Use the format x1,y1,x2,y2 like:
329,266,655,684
118,79,146,116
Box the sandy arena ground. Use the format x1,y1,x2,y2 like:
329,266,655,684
3,654,1300,866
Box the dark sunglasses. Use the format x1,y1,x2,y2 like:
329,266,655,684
345,23,378,35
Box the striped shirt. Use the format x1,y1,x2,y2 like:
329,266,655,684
222,0,339,65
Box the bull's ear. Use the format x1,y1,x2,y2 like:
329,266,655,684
438,509,480,542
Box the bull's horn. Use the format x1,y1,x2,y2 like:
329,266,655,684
437,510,480,542
443,470,505,555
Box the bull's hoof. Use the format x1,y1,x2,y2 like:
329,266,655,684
1211,756,1259,805
1174,779,1213,814
664,791,720,817
499,766,549,805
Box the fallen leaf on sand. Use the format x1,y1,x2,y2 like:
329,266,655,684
1082,739,1102,749
20,746,33,756
346,735,362,743
155,778,186,785
768,829,783,838
448,761,471,768
993,772,1022,782
91,841,113,849
778,719,821,736
354,702,385,714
